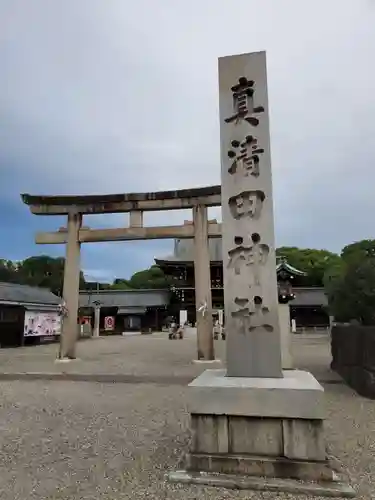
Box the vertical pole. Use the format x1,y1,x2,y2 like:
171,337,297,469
179,309,187,327
278,303,293,369
129,210,143,228
93,306,100,337
155,307,159,331
59,212,82,359
329,315,334,332
291,318,297,333
193,204,214,360
218,309,224,327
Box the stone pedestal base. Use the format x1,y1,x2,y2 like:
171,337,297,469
55,357,81,363
191,359,222,365
168,470,355,497
168,369,355,497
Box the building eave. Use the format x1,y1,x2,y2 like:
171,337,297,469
0,300,60,309
276,261,307,276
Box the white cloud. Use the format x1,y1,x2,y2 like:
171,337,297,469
1,0,375,276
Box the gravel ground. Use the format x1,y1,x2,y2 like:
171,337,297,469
0,334,369,499
0,380,373,500
0,333,339,383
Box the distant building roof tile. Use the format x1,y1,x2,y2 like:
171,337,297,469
79,289,169,308
0,282,61,306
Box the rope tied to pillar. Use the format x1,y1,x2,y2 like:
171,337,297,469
197,302,208,317
58,301,68,317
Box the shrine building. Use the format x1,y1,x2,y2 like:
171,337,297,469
155,226,330,331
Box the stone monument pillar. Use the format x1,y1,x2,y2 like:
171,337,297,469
220,51,282,378
169,51,354,497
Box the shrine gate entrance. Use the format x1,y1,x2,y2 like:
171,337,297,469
21,186,222,361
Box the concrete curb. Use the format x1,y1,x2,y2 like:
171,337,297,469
0,372,343,385
0,372,194,385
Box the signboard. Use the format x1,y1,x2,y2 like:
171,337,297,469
80,316,92,325
80,316,92,336
24,311,61,337
179,310,187,327
104,316,115,331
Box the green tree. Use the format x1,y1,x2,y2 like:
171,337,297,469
323,258,346,291
326,258,375,325
325,240,375,324
341,239,375,264
18,255,86,295
111,279,132,290
128,265,173,289
276,247,342,286
0,259,19,282
113,265,174,290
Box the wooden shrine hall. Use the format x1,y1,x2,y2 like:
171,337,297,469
155,232,330,330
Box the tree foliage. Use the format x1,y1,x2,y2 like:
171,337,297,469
0,259,19,282
0,255,174,293
325,239,375,325
112,265,175,290
276,247,341,286
326,259,375,325
0,255,86,296
341,240,375,264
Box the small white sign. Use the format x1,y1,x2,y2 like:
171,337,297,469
179,310,187,326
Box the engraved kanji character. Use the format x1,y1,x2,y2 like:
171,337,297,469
248,296,274,332
227,135,264,177
227,233,269,288
247,233,269,287
228,190,265,220
225,77,265,126
227,244,249,275
231,297,251,335
231,296,273,334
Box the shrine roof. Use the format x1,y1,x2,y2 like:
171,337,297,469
155,239,307,276
276,259,307,276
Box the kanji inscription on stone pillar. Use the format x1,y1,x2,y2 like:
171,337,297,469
219,51,282,378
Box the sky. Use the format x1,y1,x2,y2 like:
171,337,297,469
1,0,375,282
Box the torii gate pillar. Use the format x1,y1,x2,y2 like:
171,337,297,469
59,212,82,359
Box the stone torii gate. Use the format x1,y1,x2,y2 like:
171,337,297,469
21,186,222,361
